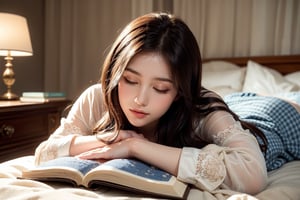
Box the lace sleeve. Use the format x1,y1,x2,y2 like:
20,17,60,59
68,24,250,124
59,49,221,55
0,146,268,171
177,118,268,194
34,84,105,165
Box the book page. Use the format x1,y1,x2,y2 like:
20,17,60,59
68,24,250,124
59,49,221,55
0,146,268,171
22,157,100,186
84,159,188,198
22,157,188,198
39,157,100,175
101,159,172,181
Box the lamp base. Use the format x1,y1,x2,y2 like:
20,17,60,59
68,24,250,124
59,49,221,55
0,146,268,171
0,92,19,101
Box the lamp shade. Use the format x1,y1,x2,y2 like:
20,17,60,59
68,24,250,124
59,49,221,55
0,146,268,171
0,12,33,56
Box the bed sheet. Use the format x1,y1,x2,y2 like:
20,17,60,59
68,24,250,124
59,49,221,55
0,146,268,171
0,156,299,200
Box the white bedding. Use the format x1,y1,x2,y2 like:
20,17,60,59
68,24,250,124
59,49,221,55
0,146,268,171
202,60,300,97
1,156,300,200
1,60,299,200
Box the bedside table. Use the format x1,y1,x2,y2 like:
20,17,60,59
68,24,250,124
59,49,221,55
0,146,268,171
0,100,71,162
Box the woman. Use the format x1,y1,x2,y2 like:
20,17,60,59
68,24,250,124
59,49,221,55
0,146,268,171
35,13,300,195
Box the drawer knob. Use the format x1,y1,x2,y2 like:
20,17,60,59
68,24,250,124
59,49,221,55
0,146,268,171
0,124,15,137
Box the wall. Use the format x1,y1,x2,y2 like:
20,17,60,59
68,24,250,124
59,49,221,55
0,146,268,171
1,1,298,100
0,0,44,97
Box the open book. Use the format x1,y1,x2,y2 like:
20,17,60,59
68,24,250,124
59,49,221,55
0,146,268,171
21,157,189,199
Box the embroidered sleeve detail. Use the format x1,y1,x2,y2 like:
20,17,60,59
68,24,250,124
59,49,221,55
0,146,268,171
177,147,226,191
35,134,75,165
39,144,58,163
35,119,83,165
213,121,249,145
195,151,225,183
59,118,83,135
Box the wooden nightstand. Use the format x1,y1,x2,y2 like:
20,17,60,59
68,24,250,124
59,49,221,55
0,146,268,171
0,100,71,162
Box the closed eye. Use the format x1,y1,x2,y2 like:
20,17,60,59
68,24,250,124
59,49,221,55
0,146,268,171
124,77,137,85
154,88,170,94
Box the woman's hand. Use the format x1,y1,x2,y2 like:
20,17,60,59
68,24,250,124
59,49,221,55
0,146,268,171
97,130,145,143
76,137,143,160
76,130,147,160
69,130,145,157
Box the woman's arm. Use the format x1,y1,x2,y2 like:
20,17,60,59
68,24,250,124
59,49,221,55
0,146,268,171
69,135,106,156
185,111,268,194
77,111,268,195
77,137,182,176
70,130,146,156
130,139,182,175
34,84,105,165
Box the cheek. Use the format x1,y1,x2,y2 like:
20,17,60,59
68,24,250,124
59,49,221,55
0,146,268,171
152,95,175,116
118,82,126,99
118,82,134,105
118,82,127,102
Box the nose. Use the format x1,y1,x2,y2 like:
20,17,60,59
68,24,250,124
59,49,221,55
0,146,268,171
134,88,149,106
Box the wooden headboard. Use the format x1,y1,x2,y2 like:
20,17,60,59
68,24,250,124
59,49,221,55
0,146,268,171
203,55,300,75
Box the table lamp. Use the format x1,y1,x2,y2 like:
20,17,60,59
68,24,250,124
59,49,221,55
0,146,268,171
0,12,33,100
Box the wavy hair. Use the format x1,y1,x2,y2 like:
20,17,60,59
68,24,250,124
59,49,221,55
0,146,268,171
93,13,267,151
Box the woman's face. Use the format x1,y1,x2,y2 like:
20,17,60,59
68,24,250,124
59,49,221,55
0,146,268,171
118,52,178,134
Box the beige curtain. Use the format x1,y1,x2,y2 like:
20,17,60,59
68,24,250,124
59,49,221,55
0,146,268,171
173,0,300,58
44,0,300,100
44,0,148,99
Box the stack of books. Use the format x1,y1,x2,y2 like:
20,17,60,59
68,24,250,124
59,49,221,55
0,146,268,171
20,92,66,103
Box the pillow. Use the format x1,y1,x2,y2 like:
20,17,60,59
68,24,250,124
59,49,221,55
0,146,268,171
202,61,246,96
285,71,300,87
242,60,300,95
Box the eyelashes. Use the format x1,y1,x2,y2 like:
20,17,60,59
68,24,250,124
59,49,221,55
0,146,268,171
124,77,137,85
122,76,171,94
154,88,170,94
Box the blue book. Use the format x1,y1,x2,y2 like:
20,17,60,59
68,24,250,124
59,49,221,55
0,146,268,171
21,157,189,199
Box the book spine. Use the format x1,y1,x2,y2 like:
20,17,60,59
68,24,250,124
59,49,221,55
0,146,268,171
22,92,65,98
20,97,66,103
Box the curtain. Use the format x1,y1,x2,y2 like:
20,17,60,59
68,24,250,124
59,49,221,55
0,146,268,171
44,0,300,100
173,0,300,58
44,0,141,99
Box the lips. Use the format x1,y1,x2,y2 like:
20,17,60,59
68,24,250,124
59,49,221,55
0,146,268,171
129,109,149,119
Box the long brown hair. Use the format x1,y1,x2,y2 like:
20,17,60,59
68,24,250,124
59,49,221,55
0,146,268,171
94,13,268,151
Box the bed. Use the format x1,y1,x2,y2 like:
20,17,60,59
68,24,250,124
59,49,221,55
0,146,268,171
1,55,300,200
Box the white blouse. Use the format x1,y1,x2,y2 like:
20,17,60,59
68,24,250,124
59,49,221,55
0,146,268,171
34,84,268,194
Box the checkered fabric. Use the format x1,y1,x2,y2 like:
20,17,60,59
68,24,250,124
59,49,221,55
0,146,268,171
224,92,300,171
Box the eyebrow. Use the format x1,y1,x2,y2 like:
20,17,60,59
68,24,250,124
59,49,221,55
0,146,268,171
125,68,174,83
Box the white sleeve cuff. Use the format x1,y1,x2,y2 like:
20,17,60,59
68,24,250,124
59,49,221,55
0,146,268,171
177,146,226,191
56,134,74,157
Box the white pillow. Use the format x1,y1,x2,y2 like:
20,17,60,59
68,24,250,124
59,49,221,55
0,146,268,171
202,61,246,96
242,60,300,95
285,71,300,87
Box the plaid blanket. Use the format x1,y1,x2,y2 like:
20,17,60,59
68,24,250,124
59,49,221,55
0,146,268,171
224,92,300,171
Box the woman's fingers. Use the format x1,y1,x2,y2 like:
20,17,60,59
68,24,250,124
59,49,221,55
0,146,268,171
77,138,133,160
96,130,146,143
